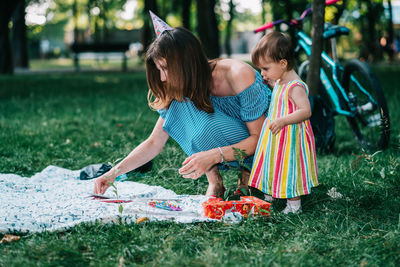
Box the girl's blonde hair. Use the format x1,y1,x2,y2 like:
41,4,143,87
251,31,295,70
145,27,213,113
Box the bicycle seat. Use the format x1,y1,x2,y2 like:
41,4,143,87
323,24,350,40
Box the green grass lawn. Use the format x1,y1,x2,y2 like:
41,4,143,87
0,66,399,266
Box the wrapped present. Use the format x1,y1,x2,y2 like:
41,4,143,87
241,196,272,216
202,198,252,219
202,196,272,219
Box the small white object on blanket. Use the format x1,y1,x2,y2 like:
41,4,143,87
0,165,214,233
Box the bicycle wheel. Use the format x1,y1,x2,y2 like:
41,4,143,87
341,59,390,150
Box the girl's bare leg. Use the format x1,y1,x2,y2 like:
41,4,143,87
205,166,225,197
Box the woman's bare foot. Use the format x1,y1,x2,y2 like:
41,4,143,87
205,184,226,198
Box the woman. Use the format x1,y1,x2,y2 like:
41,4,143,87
94,27,271,197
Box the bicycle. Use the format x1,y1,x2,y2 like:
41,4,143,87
254,0,390,151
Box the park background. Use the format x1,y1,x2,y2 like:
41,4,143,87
1,0,400,266
1,0,400,72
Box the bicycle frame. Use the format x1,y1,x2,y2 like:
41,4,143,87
296,30,378,118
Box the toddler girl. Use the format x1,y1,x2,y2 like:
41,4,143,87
248,31,319,214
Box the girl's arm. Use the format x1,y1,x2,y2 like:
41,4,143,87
179,117,265,180
269,85,311,135
93,117,169,194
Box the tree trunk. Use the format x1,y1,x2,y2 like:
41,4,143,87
73,0,80,42
86,2,91,37
261,0,266,25
366,1,379,62
0,0,22,74
182,0,192,30
224,0,235,57
285,0,295,43
307,0,325,96
141,0,158,54
100,0,107,42
12,0,29,69
387,0,395,61
0,25,13,74
360,0,383,62
196,0,220,59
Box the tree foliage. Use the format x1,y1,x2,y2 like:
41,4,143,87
1,0,396,74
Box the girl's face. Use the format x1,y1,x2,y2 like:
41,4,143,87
258,57,287,85
155,58,168,82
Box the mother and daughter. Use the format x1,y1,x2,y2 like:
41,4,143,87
93,13,318,214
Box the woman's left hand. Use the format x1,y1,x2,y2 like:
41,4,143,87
178,149,218,179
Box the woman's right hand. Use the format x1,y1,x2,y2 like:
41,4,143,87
179,149,220,179
93,175,114,195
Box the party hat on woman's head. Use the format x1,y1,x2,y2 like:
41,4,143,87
150,10,173,37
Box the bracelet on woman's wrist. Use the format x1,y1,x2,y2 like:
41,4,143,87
217,147,224,163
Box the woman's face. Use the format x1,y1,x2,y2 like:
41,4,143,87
155,58,168,82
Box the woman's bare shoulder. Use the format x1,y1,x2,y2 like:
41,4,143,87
219,59,255,94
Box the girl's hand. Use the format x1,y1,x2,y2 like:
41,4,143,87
178,149,219,179
93,175,114,195
269,118,286,135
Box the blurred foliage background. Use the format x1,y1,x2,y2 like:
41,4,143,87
1,0,399,74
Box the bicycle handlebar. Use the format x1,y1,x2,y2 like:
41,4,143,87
326,0,341,6
254,0,341,33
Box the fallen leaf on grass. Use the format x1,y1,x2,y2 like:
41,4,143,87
136,217,148,224
1,234,21,243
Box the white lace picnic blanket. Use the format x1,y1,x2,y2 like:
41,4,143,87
0,166,215,233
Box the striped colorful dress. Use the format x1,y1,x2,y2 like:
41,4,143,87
248,80,318,199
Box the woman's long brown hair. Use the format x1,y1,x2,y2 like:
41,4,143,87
145,27,214,113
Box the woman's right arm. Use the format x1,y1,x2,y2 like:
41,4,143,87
93,117,169,194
